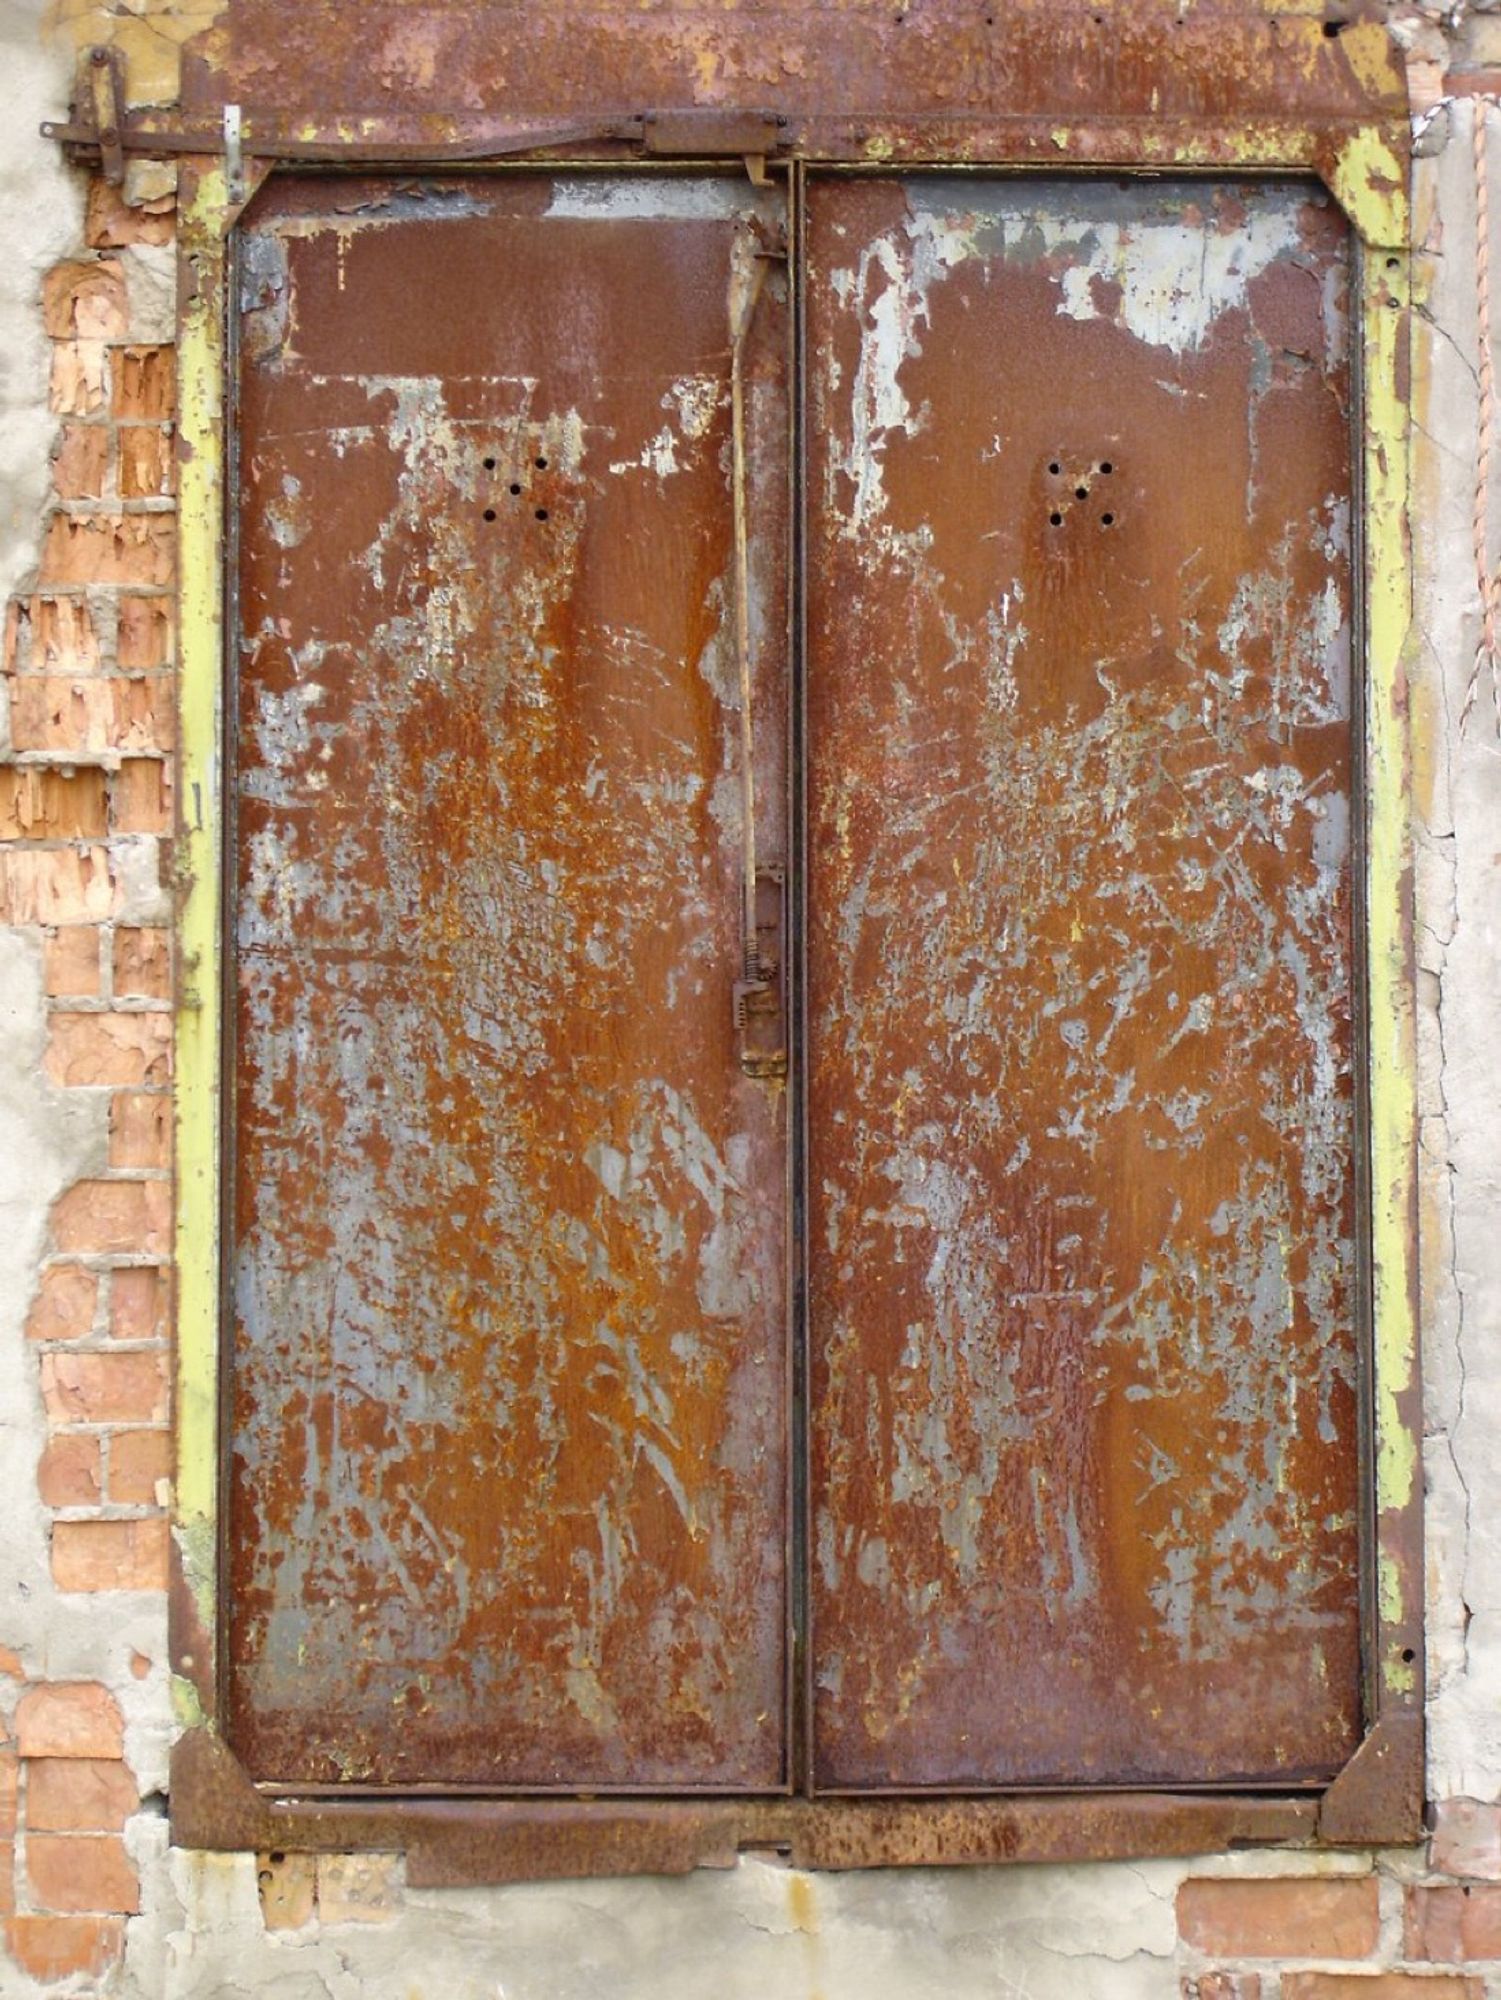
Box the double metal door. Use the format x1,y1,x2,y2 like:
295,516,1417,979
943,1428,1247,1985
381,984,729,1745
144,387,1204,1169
228,169,1360,1794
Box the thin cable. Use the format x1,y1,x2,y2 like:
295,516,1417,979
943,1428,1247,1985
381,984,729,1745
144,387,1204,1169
1464,97,1501,733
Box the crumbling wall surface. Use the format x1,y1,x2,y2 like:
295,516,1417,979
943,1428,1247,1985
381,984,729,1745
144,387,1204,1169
2,3,1501,1996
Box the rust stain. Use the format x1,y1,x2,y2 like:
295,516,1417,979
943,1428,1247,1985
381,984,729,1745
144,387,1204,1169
228,173,791,1789
805,176,1360,1790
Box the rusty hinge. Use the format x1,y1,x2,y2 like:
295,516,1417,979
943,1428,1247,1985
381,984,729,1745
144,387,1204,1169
643,109,788,182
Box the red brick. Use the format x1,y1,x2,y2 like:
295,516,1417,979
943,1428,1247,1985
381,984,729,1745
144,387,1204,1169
1408,1884,1467,1961
4,1914,126,1982
25,1265,98,1344
1282,1980,1482,1999
112,758,171,834
14,1685,122,1760
50,341,109,417
110,1266,164,1340
52,1518,168,1594
108,1092,169,1171
46,1012,171,1087
51,425,110,502
110,673,176,752
0,847,113,925
40,1351,168,1425
107,1429,170,1507
13,595,101,674
116,596,173,671
26,1833,138,1915
26,1758,136,1835
42,261,128,342
1433,1801,1501,1881
0,770,109,843
42,927,101,1000
118,426,174,499
36,1433,102,1509
112,926,170,1000
86,178,174,249
1457,1883,1501,1957
10,675,113,752
1183,1976,1261,2000
38,513,174,589
1177,1877,1379,1961
111,348,174,422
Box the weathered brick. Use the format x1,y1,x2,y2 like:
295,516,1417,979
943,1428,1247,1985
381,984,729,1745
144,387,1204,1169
116,596,173,671
1408,1884,1468,1961
1433,1801,1501,1881
108,1429,170,1507
36,1433,102,1509
26,1758,136,1835
42,260,128,342
43,926,102,998
86,178,174,250
40,1350,168,1426
25,1265,98,1344
0,1752,16,1839
14,1685,122,1760
317,1852,402,1924
0,769,109,842
10,675,113,753
0,1848,13,1915
108,1092,169,1171
258,1851,317,1931
50,340,109,417
1183,1978,1261,2000
52,1518,169,1594
26,1833,138,1915
46,1012,171,1088
112,926,170,1001
1282,1979,1481,1999
15,595,101,674
118,426,174,499
110,673,176,752
51,424,110,502
1176,1877,1380,1960
111,347,174,422
5,1914,125,1982
0,848,113,925
112,758,171,834
39,513,174,589
110,1266,164,1341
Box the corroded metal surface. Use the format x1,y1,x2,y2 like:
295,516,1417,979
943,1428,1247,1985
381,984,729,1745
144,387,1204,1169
229,173,791,1788
805,178,1360,1790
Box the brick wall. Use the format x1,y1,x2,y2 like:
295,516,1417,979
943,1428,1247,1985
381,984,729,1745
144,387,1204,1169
1,176,173,1988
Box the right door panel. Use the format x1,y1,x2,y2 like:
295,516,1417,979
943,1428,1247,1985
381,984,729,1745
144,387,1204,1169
804,177,1361,1789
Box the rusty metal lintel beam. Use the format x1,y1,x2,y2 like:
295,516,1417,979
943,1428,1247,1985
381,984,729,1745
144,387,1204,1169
170,1729,1322,1885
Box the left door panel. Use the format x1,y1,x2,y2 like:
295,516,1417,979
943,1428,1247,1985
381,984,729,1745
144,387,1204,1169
228,174,791,1790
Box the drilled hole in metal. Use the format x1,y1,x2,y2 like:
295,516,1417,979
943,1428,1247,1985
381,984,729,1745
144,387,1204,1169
1401,1647,1415,1663
483,457,496,471
1101,512,1115,527
509,483,522,496
1048,460,1061,475
1074,485,1088,499
483,508,497,522
1099,461,1114,474
535,508,550,522
535,457,549,470
1049,511,1063,527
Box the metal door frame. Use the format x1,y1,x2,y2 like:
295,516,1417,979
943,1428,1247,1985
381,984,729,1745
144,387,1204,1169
130,13,1420,1875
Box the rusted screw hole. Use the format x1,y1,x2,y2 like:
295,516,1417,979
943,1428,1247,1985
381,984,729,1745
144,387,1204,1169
1401,1646,1415,1663
1099,460,1113,474
1049,511,1063,527
509,483,522,496
483,508,497,522
1101,512,1115,527
1048,460,1061,475
535,456,549,470
535,508,550,522
483,456,496,470
1074,485,1088,499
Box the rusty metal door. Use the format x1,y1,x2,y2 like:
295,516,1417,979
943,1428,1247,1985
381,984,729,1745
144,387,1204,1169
228,173,792,1789
803,177,1361,1790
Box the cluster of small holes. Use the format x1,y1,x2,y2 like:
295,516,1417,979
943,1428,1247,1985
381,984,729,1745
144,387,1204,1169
1047,456,1118,532
480,451,552,523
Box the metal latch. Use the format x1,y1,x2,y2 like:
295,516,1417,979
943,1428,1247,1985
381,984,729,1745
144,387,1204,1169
734,866,787,1081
